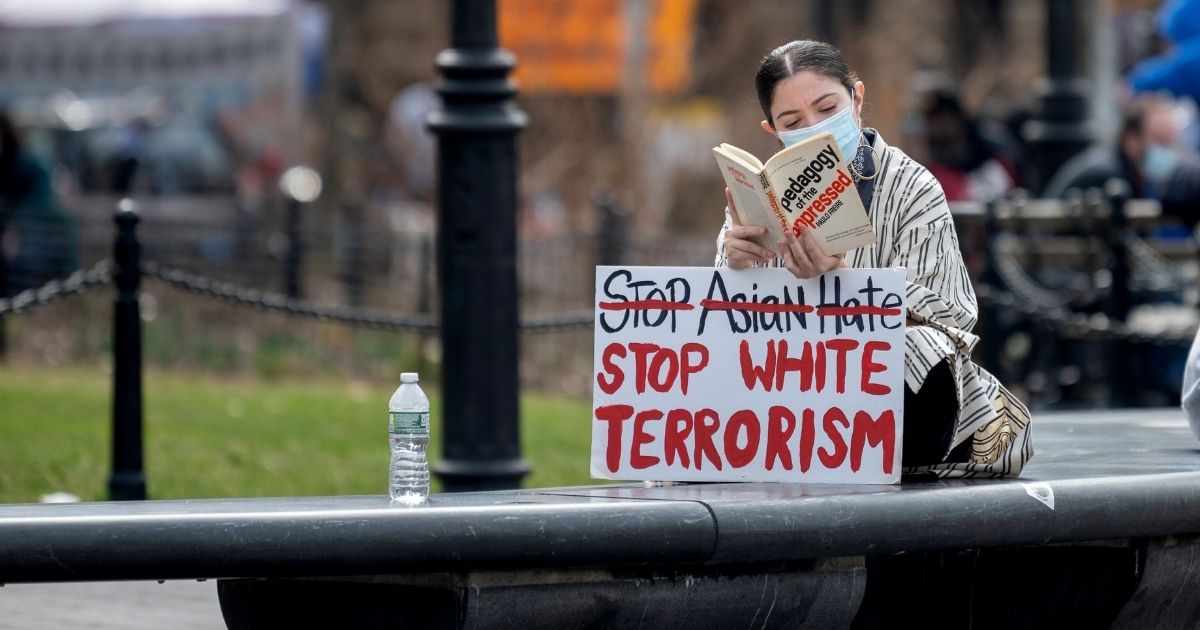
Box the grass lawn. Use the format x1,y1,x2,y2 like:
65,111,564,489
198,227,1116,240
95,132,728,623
0,366,596,503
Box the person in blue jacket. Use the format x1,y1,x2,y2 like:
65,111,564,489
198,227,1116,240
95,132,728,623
1130,0,1200,102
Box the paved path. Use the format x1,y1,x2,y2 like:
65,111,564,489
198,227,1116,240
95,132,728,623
0,580,224,629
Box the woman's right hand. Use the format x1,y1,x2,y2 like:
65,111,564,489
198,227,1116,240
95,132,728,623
722,187,776,269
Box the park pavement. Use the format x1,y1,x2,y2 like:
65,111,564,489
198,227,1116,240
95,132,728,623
0,579,225,628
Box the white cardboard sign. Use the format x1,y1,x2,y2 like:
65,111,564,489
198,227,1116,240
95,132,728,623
591,266,907,484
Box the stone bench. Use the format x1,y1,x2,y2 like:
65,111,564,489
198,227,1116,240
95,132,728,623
2,409,1199,628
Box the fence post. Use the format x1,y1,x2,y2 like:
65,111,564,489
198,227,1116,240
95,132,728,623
341,195,365,308
416,234,435,378
1105,181,1132,323
979,198,1002,376
1105,179,1135,407
285,196,304,300
0,219,6,360
279,166,322,301
109,199,146,501
595,187,629,267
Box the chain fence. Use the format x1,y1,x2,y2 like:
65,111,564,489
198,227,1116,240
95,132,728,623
2,220,1197,404
6,183,1197,409
0,260,113,317
2,254,1194,346
142,262,596,334
142,262,438,333
0,259,596,334
2,191,1197,408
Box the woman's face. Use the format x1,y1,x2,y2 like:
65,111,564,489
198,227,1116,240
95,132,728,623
761,70,865,136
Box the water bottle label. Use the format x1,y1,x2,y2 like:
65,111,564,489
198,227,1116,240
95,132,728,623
389,411,428,433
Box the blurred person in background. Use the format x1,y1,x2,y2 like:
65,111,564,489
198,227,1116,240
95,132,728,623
1130,0,1200,109
715,40,1031,479
110,116,151,195
0,111,77,295
387,82,438,202
1044,96,1200,229
919,89,1019,203
1108,0,1200,228
1046,97,1199,407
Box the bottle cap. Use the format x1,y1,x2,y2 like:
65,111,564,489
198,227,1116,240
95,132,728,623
401,372,419,383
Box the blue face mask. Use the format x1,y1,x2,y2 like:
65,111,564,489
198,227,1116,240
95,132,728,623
776,103,862,161
1142,144,1180,183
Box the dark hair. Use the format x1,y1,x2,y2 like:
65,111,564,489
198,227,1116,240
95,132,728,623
755,40,859,127
1121,103,1147,140
922,88,965,119
1120,96,1172,142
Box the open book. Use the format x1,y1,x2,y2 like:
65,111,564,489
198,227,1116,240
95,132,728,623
714,131,876,256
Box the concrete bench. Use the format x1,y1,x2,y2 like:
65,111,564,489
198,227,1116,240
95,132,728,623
3,409,1200,628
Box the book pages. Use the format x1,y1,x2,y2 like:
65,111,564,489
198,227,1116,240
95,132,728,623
713,148,787,250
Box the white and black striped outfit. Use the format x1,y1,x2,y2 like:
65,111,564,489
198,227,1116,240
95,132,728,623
715,130,1033,478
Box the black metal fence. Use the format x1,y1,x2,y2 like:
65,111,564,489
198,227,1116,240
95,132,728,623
957,187,1197,409
2,189,1197,500
1,189,1197,409
18,194,718,315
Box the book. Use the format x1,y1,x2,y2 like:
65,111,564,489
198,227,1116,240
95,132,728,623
713,131,876,256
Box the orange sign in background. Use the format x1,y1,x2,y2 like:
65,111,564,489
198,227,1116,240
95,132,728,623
498,0,697,95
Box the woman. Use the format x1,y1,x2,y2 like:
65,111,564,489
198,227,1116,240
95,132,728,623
716,40,1031,478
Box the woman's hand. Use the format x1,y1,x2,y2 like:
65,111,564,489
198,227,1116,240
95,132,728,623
778,228,849,279
722,187,776,269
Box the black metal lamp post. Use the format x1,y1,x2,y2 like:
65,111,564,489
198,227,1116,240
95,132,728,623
428,0,531,491
1025,0,1093,193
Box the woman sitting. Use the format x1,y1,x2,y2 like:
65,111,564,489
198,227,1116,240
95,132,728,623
716,40,1032,477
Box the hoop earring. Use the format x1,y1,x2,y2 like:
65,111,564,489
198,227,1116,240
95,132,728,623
849,133,881,182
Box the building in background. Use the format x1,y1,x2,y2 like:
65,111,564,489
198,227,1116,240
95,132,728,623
0,0,325,281
0,0,318,197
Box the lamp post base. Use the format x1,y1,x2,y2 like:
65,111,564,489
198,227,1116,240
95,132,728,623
432,458,531,493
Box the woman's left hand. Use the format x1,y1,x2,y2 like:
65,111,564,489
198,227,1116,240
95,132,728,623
778,229,849,279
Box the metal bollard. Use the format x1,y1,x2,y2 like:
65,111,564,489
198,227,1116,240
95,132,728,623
1105,180,1132,323
278,166,322,301
0,219,6,360
1104,179,1134,407
979,198,1002,376
109,199,146,500
285,196,303,300
595,187,630,267
340,196,364,308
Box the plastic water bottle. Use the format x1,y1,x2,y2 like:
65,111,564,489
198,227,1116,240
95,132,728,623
388,372,430,505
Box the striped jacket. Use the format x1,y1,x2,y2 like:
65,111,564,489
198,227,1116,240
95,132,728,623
715,131,1033,478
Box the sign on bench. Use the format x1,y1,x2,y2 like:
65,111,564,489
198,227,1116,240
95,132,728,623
592,266,906,484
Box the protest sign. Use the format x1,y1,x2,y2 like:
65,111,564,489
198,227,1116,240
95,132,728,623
591,266,906,484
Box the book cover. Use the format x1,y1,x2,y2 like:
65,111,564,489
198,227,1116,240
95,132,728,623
713,131,876,256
